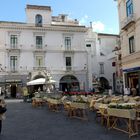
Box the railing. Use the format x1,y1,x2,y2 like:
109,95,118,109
66,66,72,71
10,44,18,49
64,47,74,53
6,44,21,49
33,45,47,52
121,13,136,30
36,45,43,49
6,44,21,53
33,67,47,71
10,68,18,73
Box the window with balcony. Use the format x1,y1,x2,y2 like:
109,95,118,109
36,36,43,49
10,35,18,48
65,37,71,50
36,56,43,67
129,36,135,54
35,14,42,27
10,56,18,72
66,57,71,70
126,0,133,17
99,63,104,74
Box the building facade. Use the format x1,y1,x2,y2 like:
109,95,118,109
0,4,119,97
117,0,140,94
0,5,89,97
93,33,119,92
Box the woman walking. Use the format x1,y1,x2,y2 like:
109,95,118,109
0,97,6,134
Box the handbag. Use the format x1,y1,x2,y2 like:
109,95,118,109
0,106,7,114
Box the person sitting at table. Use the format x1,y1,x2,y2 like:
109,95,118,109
131,86,137,96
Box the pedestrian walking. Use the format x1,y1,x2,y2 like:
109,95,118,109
108,86,112,96
136,84,139,95
0,97,7,134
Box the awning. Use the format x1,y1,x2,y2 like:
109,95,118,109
27,78,56,86
123,66,140,72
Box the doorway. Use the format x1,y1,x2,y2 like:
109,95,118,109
128,72,138,88
59,75,80,92
11,84,17,98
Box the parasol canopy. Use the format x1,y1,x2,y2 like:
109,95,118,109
27,78,56,86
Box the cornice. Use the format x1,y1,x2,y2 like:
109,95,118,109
0,24,87,33
122,51,140,65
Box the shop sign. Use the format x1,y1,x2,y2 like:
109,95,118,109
5,79,21,83
123,67,140,72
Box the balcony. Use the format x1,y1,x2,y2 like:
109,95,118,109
66,66,72,71
122,50,140,65
121,14,136,30
63,46,74,54
10,68,18,73
33,45,47,53
6,44,21,53
33,67,47,71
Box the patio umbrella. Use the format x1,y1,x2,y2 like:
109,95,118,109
27,78,56,86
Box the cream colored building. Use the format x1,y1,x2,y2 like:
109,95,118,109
0,4,119,97
117,0,140,94
0,5,88,97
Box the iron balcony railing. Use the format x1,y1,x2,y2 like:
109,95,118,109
121,13,136,30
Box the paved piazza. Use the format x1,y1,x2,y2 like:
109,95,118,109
0,101,139,140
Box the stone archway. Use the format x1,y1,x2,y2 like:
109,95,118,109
33,74,45,80
100,77,109,89
59,75,80,92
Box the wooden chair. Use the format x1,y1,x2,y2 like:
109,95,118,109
136,109,140,133
99,107,109,127
95,109,102,122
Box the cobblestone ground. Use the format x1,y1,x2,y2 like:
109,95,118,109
0,101,139,140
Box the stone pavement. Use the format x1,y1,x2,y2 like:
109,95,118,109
0,101,139,140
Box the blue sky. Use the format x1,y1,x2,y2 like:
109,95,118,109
0,0,119,34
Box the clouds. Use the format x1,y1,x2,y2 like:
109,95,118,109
79,15,117,34
79,15,105,32
79,15,89,25
92,21,105,32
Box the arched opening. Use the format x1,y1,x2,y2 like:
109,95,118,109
35,14,43,27
59,75,80,92
100,77,109,90
33,75,45,80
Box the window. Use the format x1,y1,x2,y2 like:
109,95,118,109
36,56,43,67
99,63,104,74
98,38,101,44
36,36,43,49
129,36,135,54
10,56,17,72
118,54,121,60
35,14,42,27
86,44,91,47
10,35,18,48
61,15,65,22
126,0,133,17
100,52,105,56
66,57,71,70
65,37,71,50
112,62,116,67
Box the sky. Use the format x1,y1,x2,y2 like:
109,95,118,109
0,0,119,34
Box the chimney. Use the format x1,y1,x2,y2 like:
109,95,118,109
90,22,92,28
